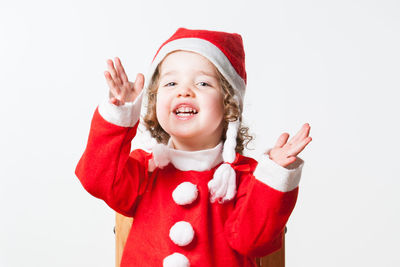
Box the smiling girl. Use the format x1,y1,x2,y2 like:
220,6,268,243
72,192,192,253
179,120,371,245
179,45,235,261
76,28,312,267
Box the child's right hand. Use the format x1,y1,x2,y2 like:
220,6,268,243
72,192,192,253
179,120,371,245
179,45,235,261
104,57,144,106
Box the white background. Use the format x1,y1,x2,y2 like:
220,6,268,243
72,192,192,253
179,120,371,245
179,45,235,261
1,0,399,266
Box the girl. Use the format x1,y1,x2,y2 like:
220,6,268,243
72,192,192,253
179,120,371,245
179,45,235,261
76,28,312,267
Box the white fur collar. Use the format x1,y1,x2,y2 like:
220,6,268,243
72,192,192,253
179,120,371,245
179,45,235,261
152,139,224,172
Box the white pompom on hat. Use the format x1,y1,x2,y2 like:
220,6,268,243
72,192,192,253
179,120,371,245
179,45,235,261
145,28,247,203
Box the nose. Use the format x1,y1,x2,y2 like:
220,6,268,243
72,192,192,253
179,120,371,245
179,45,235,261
177,85,195,98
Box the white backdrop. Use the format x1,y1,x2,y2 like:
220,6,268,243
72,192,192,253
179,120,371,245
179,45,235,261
1,0,399,266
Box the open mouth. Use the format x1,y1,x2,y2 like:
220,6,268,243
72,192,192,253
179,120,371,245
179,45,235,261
173,105,198,119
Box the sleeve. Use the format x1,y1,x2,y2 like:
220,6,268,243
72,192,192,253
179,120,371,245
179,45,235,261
224,152,304,258
75,92,149,217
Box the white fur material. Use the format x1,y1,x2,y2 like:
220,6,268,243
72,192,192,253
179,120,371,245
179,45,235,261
222,120,239,163
253,148,305,192
163,253,190,267
208,163,237,203
205,120,239,203
98,89,144,127
169,221,195,246
152,143,170,169
145,38,246,110
151,139,223,171
151,138,238,203
172,182,199,205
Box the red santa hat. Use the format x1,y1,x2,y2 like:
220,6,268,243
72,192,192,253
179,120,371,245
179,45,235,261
146,27,247,203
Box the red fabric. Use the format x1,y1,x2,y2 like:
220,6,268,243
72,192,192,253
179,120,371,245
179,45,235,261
75,108,298,267
152,27,247,83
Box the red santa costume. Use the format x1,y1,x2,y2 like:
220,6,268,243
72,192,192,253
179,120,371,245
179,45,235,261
75,28,305,267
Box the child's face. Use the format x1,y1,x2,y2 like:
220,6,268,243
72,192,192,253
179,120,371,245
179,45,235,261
156,50,225,150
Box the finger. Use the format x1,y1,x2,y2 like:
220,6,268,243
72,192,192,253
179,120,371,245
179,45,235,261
107,59,122,86
274,133,289,148
121,72,144,103
287,136,312,157
288,123,310,145
109,96,123,106
104,71,121,95
299,123,311,139
115,57,129,84
282,156,297,168
134,73,145,93
104,71,121,97
109,97,119,106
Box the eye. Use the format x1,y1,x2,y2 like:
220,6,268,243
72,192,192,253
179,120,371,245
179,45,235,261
198,82,210,87
165,82,176,87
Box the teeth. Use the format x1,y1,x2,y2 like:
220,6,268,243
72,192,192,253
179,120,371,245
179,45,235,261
175,106,198,114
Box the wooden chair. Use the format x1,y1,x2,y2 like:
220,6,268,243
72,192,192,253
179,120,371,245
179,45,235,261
115,213,285,267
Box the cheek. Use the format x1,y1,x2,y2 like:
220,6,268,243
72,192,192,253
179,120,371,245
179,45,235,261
156,92,169,125
206,93,224,120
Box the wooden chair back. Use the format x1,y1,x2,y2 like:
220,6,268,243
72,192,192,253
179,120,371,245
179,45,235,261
115,213,285,267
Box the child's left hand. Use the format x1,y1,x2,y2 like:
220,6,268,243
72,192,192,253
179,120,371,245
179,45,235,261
268,123,312,168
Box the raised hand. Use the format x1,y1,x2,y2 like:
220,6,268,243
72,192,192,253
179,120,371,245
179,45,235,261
268,123,312,168
104,57,144,106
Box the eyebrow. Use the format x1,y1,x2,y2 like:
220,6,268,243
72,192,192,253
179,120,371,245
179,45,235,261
160,70,218,79
160,70,177,78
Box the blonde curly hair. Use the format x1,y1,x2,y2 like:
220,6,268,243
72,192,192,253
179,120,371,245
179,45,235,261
143,59,253,154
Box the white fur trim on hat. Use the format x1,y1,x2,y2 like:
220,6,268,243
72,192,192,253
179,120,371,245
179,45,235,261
163,252,190,267
169,221,195,246
172,182,198,205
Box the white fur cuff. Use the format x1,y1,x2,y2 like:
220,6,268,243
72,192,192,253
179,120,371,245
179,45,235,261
98,90,144,127
253,149,304,192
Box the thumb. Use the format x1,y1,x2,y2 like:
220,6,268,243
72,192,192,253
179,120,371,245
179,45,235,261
134,73,145,93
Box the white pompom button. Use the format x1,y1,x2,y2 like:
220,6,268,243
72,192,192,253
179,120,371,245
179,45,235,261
163,252,190,267
172,182,198,205
169,221,195,246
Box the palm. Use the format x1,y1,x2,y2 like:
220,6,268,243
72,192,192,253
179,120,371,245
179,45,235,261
268,123,312,168
104,57,144,106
